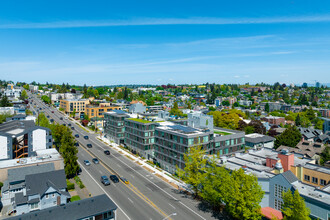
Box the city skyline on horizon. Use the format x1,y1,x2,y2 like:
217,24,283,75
1,0,330,85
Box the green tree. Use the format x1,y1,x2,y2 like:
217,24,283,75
23,84,29,90
315,119,324,130
320,146,330,166
41,95,51,104
0,95,12,107
0,113,13,124
225,168,264,220
295,114,301,126
200,158,232,209
177,146,207,198
265,103,270,113
244,126,255,134
274,126,302,149
282,190,310,220
20,90,28,100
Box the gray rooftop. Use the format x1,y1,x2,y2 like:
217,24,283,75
245,133,275,144
8,194,118,220
25,169,67,196
282,170,298,183
2,163,55,193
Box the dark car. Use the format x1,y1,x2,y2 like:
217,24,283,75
75,134,79,138
101,176,110,186
71,127,74,130
87,144,92,148
84,136,89,140
104,150,110,155
46,115,50,118
68,123,71,126
92,158,99,164
50,119,54,123
52,111,54,113
74,142,79,146
110,175,119,183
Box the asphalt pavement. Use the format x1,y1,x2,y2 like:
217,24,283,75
27,92,219,220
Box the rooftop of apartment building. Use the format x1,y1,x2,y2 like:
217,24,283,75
156,124,211,136
245,133,275,143
61,98,87,102
0,148,62,169
291,179,330,205
0,120,48,136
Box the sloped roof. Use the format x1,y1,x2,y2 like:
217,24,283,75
282,170,298,184
8,194,117,220
25,170,67,196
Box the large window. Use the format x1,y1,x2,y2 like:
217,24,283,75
312,177,318,184
320,179,327,186
304,175,310,182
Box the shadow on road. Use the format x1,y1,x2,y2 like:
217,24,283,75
170,188,233,220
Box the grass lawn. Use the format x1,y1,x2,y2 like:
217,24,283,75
126,118,152,123
214,130,232,135
71,195,81,202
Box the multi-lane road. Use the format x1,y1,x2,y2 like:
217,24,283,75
28,92,219,220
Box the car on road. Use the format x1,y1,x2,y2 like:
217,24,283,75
75,134,79,138
104,150,110,155
74,142,79,147
84,136,89,140
87,144,92,148
62,124,66,126
71,127,74,130
68,123,71,126
51,111,54,113
110,175,119,183
83,160,91,166
92,158,99,164
50,119,54,123
120,177,129,184
101,176,110,186
60,117,63,120
46,115,49,118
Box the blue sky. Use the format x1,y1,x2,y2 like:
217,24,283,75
0,0,330,86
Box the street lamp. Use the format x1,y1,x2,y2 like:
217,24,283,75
162,213,177,220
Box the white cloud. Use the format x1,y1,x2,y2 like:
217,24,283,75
1,15,330,29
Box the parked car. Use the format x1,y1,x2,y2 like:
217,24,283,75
71,127,74,130
84,136,89,140
120,177,129,184
104,150,110,155
84,160,91,166
110,175,119,183
101,176,110,186
92,158,99,164
87,144,92,148
75,134,79,138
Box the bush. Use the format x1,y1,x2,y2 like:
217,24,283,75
67,180,75,190
71,195,81,202
74,176,85,189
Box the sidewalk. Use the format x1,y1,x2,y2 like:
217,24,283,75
97,136,192,193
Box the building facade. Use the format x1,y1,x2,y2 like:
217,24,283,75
85,103,121,119
104,110,129,144
0,121,53,160
124,118,157,159
154,124,213,173
59,99,89,118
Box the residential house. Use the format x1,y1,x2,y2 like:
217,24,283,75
8,194,118,220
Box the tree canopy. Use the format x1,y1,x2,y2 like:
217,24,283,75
282,190,310,220
274,126,302,149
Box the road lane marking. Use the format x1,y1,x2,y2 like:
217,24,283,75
169,203,176,209
127,198,134,204
77,161,131,220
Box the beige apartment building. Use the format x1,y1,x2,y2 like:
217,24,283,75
59,99,89,117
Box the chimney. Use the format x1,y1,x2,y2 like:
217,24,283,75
277,151,294,172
